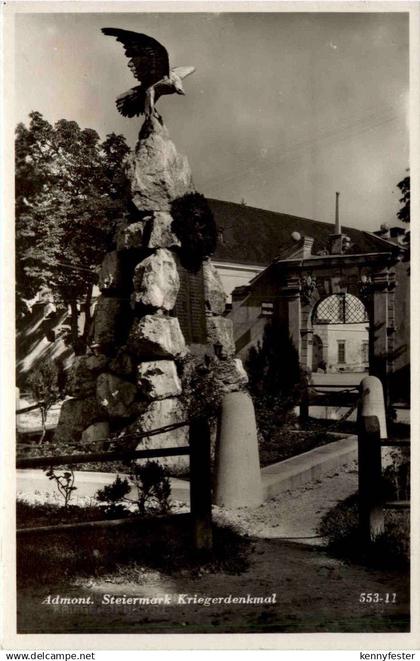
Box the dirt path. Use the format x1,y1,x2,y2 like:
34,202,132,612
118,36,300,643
17,460,409,634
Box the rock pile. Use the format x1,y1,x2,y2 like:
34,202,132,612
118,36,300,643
54,115,247,468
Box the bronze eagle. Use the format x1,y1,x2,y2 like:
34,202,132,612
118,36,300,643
102,28,195,118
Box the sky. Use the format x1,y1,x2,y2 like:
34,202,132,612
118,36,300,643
14,10,409,232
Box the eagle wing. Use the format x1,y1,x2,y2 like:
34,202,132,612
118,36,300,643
172,65,195,80
102,28,170,88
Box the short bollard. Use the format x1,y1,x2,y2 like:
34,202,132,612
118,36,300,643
214,391,263,508
358,376,387,542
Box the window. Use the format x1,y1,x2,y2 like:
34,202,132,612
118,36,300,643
313,294,368,324
337,341,346,363
362,341,369,363
261,302,274,317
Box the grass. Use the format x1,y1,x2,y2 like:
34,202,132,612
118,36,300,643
17,500,128,528
299,417,410,440
258,427,337,467
17,511,252,587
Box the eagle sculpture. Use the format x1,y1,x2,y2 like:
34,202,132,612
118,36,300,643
102,28,195,118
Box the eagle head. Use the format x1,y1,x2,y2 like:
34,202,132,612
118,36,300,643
174,81,185,95
171,72,185,95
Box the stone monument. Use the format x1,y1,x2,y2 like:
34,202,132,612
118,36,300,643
54,29,262,505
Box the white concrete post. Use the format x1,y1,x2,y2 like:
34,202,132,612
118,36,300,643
360,375,387,439
358,375,387,541
213,391,263,508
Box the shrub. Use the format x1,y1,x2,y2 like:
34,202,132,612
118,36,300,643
44,468,77,508
382,448,410,502
179,354,224,421
131,461,171,515
95,461,171,516
96,475,131,517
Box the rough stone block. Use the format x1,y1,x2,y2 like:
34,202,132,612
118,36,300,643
93,296,127,351
132,249,179,310
126,116,194,212
66,353,110,397
81,421,110,445
203,258,227,315
109,350,134,377
128,314,186,359
115,221,145,251
147,212,181,249
98,251,123,291
85,354,109,373
54,398,103,444
137,360,182,400
128,397,188,469
66,356,97,398
96,372,138,418
206,316,235,357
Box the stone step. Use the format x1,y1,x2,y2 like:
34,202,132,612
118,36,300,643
261,435,358,500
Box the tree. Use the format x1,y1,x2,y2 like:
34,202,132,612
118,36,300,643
27,360,60,443
397,172,410,224
15,111,130,353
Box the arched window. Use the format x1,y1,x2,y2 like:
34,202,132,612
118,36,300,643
313,293,368,325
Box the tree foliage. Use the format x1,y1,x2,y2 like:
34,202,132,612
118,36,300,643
179,354,224,420
397,173,410,224
16,111,130,352
245,322,306,437
171,192,217,272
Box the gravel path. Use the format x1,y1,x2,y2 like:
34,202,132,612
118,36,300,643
213,459,359,544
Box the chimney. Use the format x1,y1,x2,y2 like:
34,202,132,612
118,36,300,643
335,192,340,234
329,191,343,254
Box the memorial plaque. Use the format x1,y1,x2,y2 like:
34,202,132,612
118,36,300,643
174,262,207,345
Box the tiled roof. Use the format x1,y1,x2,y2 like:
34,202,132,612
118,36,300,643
208,198,398,266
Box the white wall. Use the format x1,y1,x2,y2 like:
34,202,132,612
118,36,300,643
312,322,369,373
212,260,264,301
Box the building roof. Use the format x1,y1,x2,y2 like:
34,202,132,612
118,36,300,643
208,198,399,266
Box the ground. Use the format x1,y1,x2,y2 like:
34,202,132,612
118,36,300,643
17,538,409,634
16,462,410,634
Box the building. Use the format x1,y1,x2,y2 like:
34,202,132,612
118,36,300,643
207,198,409,404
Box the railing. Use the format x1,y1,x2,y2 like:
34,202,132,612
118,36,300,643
16,417,213,552
299,380,359,425
300,375,410,541
16,402,46,415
